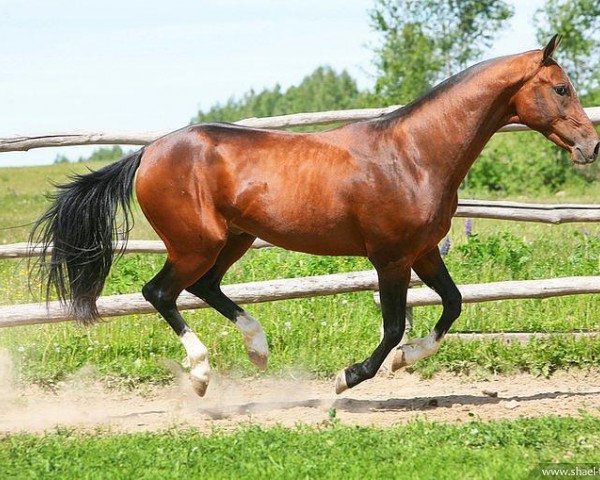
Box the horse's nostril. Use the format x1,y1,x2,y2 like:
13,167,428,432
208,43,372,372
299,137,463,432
594,142,600,158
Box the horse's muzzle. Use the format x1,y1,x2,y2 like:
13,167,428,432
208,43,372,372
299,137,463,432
572,141,600,165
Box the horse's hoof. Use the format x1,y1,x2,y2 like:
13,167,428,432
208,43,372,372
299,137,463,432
334,369,348,394
190,371,209,397
190,377,208,397
237,313,269,371
189,361,210,397
248,350,268,371
391,348,407,372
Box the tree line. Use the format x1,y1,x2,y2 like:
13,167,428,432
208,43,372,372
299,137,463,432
192,0,600,122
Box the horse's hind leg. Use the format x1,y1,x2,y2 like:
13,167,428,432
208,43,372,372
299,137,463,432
186,233,269,370
392,248,462,371
142,247,224,397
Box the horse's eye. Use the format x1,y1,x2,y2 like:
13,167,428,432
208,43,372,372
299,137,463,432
554,85,568,96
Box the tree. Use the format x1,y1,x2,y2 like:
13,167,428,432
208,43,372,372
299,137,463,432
534,0,600,99
191,66,368,124
371,22,441,104
78,146,124,163
369,0,514,104
53,154,70,164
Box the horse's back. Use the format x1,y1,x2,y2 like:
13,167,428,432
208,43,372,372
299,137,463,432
135,123,372,256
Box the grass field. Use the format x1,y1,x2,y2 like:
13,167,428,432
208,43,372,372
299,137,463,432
1,416,599,479
0,160,599,389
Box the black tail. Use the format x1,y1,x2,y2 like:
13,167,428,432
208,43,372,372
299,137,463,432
29,149,144,325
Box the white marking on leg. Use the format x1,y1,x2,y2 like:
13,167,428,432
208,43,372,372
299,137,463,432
392,331,442,371
334,369,348,394
235,311,268,370
180,329,210,396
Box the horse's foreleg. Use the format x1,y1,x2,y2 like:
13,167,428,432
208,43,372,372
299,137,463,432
335,261,411,393
186,233,268,370
392,248,462,371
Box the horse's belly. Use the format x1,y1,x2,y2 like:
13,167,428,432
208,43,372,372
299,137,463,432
232,213,367,257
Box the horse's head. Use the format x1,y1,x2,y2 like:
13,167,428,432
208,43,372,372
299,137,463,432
511,34,599,165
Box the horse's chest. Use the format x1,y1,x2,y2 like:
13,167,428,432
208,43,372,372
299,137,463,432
381,195,456,248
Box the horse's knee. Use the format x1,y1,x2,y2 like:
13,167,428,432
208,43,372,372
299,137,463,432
141,282,159,305
142,282,174,311
385,324,405,347
444,289,462,319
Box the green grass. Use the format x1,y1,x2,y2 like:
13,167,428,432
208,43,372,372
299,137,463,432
1,161,600,388
1,416,600,479
0,160,160,245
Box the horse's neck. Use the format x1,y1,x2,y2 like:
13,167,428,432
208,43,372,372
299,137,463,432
431,91,511,191
393,57,528,193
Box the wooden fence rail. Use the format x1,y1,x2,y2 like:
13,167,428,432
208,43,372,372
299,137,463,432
0,239,272,259
2,200,599,259
1,106,599,152
454,199,600,224
1,274,597,328
0,270,421,327
374,275,600,307
0,241,134,259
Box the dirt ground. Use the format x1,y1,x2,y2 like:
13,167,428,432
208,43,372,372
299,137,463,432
1,360,599,433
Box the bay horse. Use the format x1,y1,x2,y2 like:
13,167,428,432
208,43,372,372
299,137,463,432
30,35,599,397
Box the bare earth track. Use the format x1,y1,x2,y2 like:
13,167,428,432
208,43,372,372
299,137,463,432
1,366,599,433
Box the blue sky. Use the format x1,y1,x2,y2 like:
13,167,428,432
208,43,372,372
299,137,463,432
0,0,544,167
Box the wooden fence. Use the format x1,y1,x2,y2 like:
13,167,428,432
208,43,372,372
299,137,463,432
1,106,600,151
2,200,600,260
1,105,599,338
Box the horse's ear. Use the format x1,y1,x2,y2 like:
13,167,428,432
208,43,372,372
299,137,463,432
542,34,562,63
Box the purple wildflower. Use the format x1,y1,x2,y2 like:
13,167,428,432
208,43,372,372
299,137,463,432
464,218,473,237
439,237,452,256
